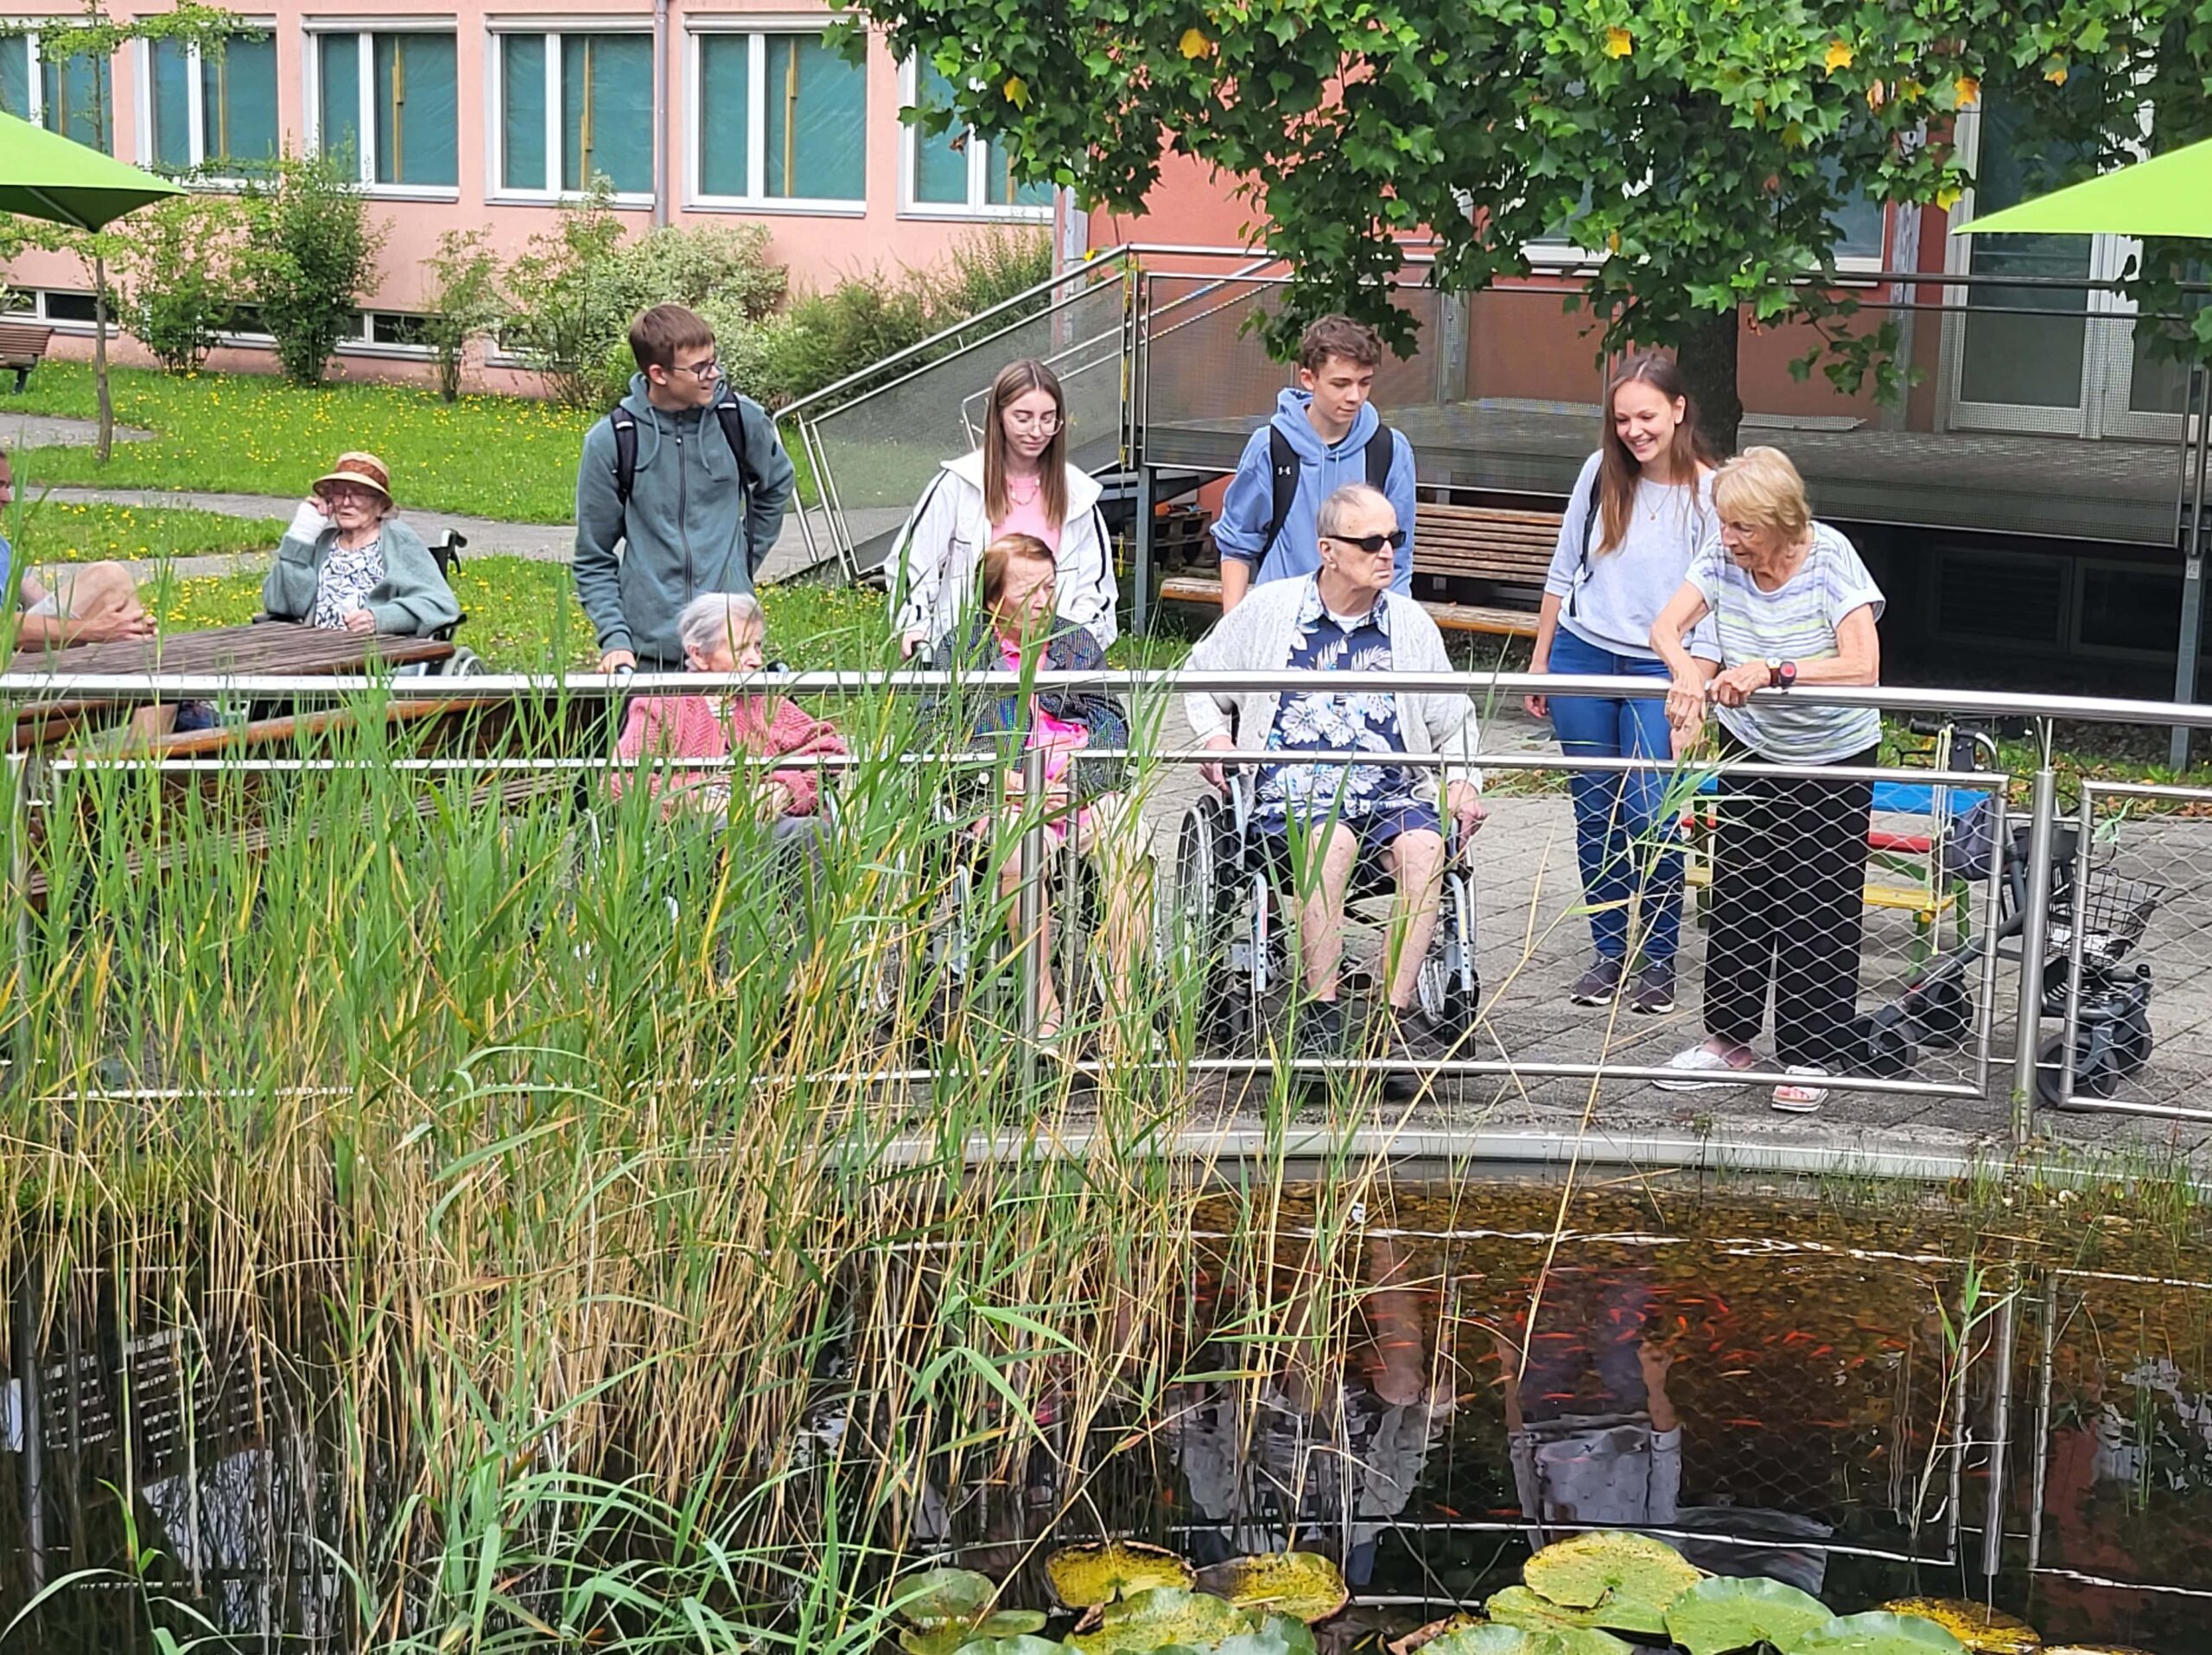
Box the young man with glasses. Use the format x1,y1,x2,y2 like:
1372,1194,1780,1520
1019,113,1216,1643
574,303,798,673
1210,314,1419,613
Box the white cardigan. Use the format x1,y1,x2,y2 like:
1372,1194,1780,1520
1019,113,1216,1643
1183,576,1484,804
887,451,1118,647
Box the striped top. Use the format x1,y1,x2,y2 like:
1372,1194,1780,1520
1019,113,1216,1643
1687,522,1884,763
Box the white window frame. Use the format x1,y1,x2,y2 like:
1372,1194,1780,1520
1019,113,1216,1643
302,18,462,203
135,23,278,187
685,18,867,216
486,20,655,208
2,27,114,150
1516,174,1889,276
896,57,1050,222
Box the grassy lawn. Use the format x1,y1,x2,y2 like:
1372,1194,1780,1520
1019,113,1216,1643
6,364,817,525
8,493,280,566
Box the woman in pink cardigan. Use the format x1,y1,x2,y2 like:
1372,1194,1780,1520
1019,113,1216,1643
613,593,845,852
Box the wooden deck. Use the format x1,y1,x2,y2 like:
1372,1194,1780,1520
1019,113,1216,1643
1144,402,2191,547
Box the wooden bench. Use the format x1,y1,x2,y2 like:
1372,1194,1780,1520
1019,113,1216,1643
0,321,55,393
1155,501,1562,637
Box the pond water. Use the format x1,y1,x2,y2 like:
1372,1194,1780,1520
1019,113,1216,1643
6,1172,2211,1652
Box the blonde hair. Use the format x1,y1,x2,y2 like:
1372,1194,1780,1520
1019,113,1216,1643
1711,446,1812,538
979,532,1055,610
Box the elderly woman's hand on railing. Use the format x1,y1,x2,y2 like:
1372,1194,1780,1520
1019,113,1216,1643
1708,660,1772,710
1664,670,1708,738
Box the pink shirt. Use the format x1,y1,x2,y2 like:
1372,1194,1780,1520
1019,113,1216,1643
999,636,1090,843
991,490,1061,552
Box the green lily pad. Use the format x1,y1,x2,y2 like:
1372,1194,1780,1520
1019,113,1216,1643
891,1569,1001,1629
2043,1645,2156,1654
1664,1576,1834,1655
1047,1543,1198,1609
1485,1586,1605,1631
1873,1601,2041,1654
1519,1531,1699,1634
951,1639,1069,1655
902,1613,1051,1655
1783,1613,1969,1655
1426,1626,1635,1655
1204,1614,1324,1655
1193,1554,1350,1624
1387,1614,1481,1655
1065,1587,1255,1655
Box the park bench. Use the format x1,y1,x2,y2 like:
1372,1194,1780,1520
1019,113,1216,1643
1156,500,1561,638
0,321,54,393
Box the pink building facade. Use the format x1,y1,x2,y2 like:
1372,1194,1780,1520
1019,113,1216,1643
0,1,1073,386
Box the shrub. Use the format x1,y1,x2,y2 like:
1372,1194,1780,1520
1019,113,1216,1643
108,194,251,372
241,151,386,386
421,229,505,403
503,183,787,408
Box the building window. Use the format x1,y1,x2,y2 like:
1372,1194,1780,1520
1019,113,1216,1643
313,30,459,190
498,30,653,198
904,60,1047,215
690,29,866,206
0,34,112,150
148,32,277,176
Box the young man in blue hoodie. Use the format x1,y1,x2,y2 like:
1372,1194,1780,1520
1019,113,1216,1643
1211,315,1418,612
574,304,798,672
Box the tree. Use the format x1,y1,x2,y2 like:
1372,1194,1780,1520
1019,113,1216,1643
108,194,251,372
240,150,385,386
3,1,248,458
842,0,2188,453
421,229,505,403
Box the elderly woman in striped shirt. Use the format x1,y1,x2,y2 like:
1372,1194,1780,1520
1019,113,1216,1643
1646,447,1885,1114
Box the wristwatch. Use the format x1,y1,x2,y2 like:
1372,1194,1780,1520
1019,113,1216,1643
1765,657,1798,689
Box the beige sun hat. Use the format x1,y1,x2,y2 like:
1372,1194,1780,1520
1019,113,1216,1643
311,451,393,502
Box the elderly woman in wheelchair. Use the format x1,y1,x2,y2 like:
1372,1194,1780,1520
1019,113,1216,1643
1182,484,1486,1083
938,532,1153,1044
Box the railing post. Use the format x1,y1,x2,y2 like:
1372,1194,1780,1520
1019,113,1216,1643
4,752,26,1102
1980,1283,2018,1583
1132,465,1156,638
2008,760,2060,1146
2171,360,2210,772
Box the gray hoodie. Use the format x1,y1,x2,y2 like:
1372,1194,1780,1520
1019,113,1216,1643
573,374,797,667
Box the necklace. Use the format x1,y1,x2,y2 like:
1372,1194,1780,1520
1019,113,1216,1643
1006,474,1042,506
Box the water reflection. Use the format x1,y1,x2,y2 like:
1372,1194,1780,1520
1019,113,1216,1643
7,1180,2212,1651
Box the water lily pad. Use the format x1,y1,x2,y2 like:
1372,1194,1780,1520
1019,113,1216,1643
1193,1554,1350,1624
902,1613,1052,1655
2043,1646,2156,1654
1066,1587,1254,1654
1388,1614,1481,1655
1485,1586,1604,1631
1207,1614,1323,1655
1664,1576,1834,1655
1874,1601,2041,1654
892,1569,1001,1629
1783,1613,1968,1655
951,1639,1069,1655
1047,1543,1198,1609
1520,1531,1700,1633
1425,1626,1634,1655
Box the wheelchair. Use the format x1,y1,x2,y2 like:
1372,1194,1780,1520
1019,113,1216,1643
1171,769,1480,1050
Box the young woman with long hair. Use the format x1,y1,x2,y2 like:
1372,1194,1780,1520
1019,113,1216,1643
890,358,1117,654
1525,353,1719,1015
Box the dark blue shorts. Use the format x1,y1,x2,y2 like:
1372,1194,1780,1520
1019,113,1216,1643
1256,801,1443,872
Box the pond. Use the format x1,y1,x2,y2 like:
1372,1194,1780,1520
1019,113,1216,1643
4,1169,2209,1652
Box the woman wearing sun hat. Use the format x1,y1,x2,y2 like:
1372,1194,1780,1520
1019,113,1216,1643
262,451,461,636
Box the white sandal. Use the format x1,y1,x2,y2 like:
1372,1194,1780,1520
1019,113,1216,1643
1656,1044,1757,1092
1771,1066,1830,1112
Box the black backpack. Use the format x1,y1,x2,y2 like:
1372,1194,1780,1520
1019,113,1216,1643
607,398,766,564
1257,421,1395,564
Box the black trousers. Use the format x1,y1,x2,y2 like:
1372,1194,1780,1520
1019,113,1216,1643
1701,744,1876,1070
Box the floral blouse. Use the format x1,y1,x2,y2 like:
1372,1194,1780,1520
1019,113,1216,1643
311,533,385,630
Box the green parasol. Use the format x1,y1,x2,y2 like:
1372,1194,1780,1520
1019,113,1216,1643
0,105,181,229
1953,135,2212,240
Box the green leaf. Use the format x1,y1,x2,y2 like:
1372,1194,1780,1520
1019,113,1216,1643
1066,1588,1255,1655
1782,1614,1969,1655
1046,1543,1196,1609
1664,1576,1834,1655
1426,1626,1636,1655
952,1640,1070,1655
1192,1555,1349,1624
905,1614,1052,1655
1872,1601,2041,1654
1520,1532,1701,1633
1486,1586,1605,1631
890,1569,1000,1629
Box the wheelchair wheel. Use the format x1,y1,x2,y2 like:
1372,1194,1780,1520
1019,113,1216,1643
1857,1006,1918,1079
2037,1027,2131,1109
1415,873,1481,1041
1174,794,1249,1045
2113,1003,2153,1078
1901,972,1970,1050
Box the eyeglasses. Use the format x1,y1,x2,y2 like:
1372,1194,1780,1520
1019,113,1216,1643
674,359,721,381
1005,411,1062,432
1326,529,1408,555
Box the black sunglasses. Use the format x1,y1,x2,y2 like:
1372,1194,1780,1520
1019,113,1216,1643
1327,529,1408,555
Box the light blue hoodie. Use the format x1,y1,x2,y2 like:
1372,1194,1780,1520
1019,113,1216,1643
1211,389,1417,592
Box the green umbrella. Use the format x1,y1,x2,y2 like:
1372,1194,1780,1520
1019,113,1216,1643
0,105,181,229
1953,133,2212,239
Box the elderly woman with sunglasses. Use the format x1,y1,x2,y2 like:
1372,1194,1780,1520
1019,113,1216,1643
1186,483,1487,1078
263,451,461,636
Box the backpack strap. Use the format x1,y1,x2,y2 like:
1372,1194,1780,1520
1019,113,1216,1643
1363,422,1394,493
608,405,639,509
1257,425,1300,564
715,399,757,499
1567,466,1605,619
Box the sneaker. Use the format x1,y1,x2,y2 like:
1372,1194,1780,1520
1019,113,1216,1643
1295,997,1344,1059
1629,967,1676,1015
1569,957,1626,1006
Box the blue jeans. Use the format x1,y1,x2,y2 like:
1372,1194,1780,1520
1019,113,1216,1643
1547,627,1684,967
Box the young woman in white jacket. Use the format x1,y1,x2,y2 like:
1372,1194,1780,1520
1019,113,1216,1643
891,358,1118,653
